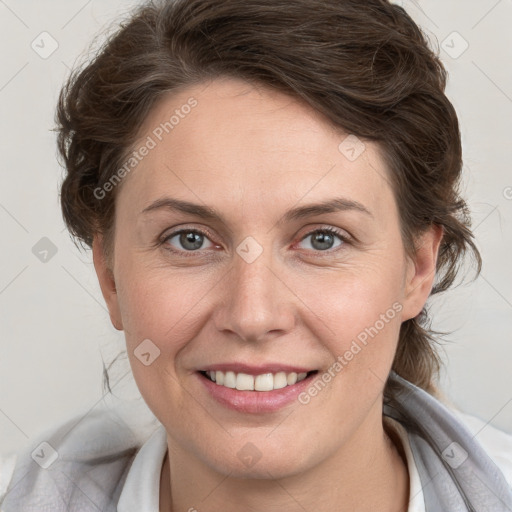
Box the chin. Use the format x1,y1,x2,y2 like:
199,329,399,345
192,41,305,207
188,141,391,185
199,438,321,480
215,457,308,480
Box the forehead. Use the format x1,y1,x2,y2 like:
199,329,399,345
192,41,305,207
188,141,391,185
117,77,395,224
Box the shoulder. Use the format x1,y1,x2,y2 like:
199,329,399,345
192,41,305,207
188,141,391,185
449,407,512,487
0,402,161,510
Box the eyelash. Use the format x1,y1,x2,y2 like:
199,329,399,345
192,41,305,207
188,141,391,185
159,226,351,258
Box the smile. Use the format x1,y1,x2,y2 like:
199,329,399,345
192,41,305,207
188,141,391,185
199,370,315,391
196,363,320,413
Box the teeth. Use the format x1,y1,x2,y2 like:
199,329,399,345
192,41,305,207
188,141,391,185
287,372,297,385
203,370,312,391
224,371,236,388
273,372,288,389
254,373,273,391
236,373,254,391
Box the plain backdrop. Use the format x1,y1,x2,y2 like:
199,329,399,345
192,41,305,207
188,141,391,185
1,0,511,455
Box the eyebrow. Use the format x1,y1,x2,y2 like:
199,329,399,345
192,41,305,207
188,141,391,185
141,196,373,225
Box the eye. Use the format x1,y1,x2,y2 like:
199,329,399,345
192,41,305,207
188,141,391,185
160,226,350,257
297,227,349,253
161,228,217,255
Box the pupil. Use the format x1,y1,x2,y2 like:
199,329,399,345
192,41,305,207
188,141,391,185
181,232,203,250
313,232,333,250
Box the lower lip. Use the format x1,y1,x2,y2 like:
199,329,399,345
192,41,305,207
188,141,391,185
197,372,317,413
197,372,317,414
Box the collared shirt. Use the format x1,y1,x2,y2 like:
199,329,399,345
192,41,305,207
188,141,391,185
117,423,168,512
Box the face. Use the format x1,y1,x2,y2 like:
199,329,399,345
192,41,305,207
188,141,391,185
94,76,441,479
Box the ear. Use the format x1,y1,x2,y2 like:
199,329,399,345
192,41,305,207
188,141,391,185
92,235,123,331
401,224,444,321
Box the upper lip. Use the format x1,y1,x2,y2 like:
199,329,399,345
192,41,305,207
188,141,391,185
198,363,316,375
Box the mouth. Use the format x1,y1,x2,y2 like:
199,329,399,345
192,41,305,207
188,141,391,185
198,369,318,391
196,366,320,413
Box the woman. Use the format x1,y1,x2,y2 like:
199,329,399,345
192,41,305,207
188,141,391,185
1,0,512,510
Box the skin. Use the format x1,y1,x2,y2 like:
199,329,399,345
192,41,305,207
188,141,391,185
93,76,443,511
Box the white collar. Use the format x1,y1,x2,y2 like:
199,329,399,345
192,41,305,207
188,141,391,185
117,420,424,512
117,424,168,512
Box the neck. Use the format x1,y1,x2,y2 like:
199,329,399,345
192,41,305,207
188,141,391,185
159,408,409,512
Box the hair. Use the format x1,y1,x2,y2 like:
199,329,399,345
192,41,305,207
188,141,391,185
56,0,481,398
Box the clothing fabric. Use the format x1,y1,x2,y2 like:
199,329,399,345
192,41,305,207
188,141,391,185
383,372,512,511
1,371,512,511
117,424,168,511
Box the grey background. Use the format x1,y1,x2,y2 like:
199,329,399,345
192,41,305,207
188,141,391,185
1,0,511,454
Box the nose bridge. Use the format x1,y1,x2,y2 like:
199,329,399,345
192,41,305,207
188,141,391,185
234,244,273,304
218,235,293,342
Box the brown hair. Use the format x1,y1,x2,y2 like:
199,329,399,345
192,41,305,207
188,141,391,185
56,0,481,397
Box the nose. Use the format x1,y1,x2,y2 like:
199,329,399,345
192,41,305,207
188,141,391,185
213,240,296,344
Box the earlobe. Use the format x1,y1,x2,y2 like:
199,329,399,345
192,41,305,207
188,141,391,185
92,235,124,331
401,225,444,322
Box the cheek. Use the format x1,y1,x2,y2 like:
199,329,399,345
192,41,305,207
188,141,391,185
114,267,211,426
300,251,404,335
116,266,206,356
297,261,405,396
